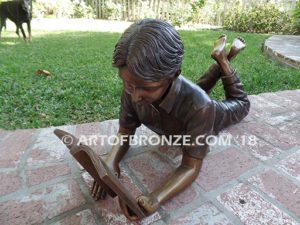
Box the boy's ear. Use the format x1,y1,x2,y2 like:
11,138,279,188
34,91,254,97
174,69,181,79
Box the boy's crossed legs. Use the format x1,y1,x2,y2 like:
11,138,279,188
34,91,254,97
197,36,246,94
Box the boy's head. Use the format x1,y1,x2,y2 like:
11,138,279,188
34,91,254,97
113,18,184,82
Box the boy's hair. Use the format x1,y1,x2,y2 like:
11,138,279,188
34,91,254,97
112,18,184,81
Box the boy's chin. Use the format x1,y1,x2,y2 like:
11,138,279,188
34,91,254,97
136,101,150,105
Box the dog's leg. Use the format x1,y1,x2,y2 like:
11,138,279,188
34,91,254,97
16,24,21,38
0,19,5,41
19,23,27,41
27,21,31,42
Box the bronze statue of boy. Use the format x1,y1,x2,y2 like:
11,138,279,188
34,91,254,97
90,18,250,220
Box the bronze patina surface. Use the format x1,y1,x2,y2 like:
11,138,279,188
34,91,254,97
54,18,250,221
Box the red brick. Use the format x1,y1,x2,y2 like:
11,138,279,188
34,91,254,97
224,126,282,161
171,202,233,225
196,148,257,191
75,122,101,136
248,169,300,216
158,145,182,166
264,111,300,126
98,120,119,136
127,150,174,192
119,170,142,198
259,92,300,111
0,129,36,168
162,185,199,211
0,179,86,225
276,151,300,181
51,209,97,225
274,120,300,141
248,95,287,118
27,148,63,166
26,127,72,166
276,90,300,103
217,183,297,225
75,122,109,156
0,171,21,196
246,106,259,120
26,164,71,186
0,129,12,141
241,122,299,150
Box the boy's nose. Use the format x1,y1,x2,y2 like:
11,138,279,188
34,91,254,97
132,89,143,103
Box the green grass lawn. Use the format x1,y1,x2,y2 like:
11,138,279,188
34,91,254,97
0,29,299,130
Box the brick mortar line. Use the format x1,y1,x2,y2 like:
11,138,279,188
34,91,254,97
42,203,95,225
121,160,149,195
209,198,244,225
261,146,300,185
25,161,70,170
0,167,18,173
237,116,298,156
272,165,300,186
0,189,28,203
0,175,73,203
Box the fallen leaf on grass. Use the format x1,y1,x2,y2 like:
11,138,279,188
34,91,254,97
36,69,51,76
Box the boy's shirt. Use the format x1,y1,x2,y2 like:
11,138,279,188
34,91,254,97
119,75,216,159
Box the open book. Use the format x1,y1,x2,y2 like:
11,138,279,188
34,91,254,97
54,129,146,219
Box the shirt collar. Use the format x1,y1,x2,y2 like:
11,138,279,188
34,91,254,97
158,75,182,113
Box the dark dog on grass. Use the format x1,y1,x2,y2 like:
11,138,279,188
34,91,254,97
0,0,32,41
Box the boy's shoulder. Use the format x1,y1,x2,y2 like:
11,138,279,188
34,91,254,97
178,75,212,110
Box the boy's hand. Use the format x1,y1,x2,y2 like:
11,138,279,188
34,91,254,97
90,160,120,200
137,194,160,215
118,194,159,220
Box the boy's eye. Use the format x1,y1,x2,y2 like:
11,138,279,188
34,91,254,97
143,87,158,91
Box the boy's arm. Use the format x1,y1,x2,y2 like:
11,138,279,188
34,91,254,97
91,126,135,200
106,126,136,170
137,153,203,215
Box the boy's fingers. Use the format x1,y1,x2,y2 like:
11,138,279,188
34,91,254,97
91,181,96,195
100,188,107,200
92,183,99,197
95,186,102,200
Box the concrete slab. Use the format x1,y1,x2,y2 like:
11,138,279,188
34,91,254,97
263,35,300,69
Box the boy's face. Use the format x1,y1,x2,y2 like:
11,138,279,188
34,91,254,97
119,67,171,105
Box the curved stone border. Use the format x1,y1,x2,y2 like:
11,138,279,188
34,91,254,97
263,35,300,69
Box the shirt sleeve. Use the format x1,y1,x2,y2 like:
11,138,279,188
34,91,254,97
212,71,250,134
183,101,215,159
119,90,141,130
